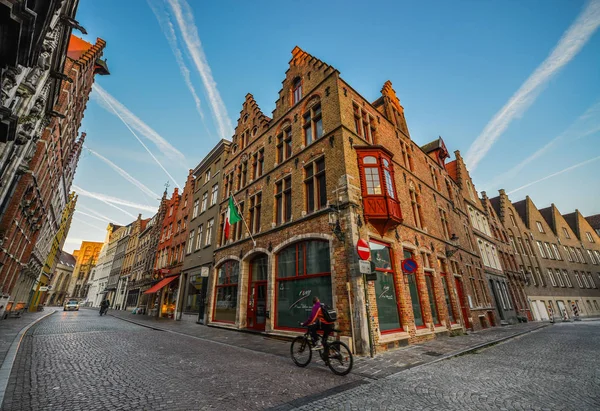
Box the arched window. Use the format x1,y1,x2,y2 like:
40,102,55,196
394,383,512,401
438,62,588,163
275,240,331,329
370,239,402,332
213,260,239,323
292,77,302,105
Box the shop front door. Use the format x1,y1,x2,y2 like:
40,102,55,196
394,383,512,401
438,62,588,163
454,277,471,330
247,281,267,331
197,277,209,324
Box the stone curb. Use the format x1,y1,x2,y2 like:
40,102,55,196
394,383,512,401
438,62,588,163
386,323,551,379
0,310,55,407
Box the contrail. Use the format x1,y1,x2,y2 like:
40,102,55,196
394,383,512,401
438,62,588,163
74,210,113,225
77,204,126,226
148,0,206,124
486,100,600,188
74,186,147,219
508,155,600,194
167,0,234,140
92,84,182,188
73,185,158,213
73,216,107,233
465,0,600,171
84,145,159,198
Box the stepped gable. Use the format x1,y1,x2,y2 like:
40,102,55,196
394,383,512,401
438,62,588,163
271,46,339,120
371,80,410,136
538,205,557,235
231,93,271,154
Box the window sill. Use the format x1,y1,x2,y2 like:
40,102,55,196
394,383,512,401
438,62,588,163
415,328,433,336
378,330,410,344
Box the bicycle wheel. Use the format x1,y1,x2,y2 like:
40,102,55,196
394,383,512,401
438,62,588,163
326,341,353,375
290,336,312,367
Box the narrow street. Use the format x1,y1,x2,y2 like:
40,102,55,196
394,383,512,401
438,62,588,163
2,310,600,410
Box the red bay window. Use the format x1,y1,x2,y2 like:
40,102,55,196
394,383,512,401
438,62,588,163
356,147,402,235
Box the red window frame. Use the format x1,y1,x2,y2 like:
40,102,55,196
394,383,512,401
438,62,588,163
403,249,427,329
424,272,442,326
212,260,239,324
370,238,403,333
356,150,397,200
274,240,331,332
441,272,458,324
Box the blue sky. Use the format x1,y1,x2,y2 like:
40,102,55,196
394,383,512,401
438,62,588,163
64,0,600,253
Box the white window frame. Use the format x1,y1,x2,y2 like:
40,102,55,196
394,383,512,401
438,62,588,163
562,270,573,287
588,273,596,288
571,247,579,263
193,199,199,219
205,169,211,183
501,282,512,309
196,225,203,250
555,269,565,287
537,241,547,258
545,242,554,260
576,248,585,264
575,272,584,288
581,273,590,288
586,232,594,243
187,230,194,254
587,250,597,265
552,244,562,260
547,269,557,287
210,184,218,206
536,221,544,233
205,219,214,246
563,227,570,239
564,246,573,261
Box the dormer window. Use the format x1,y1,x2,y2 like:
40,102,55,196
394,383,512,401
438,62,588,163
292,77,302,105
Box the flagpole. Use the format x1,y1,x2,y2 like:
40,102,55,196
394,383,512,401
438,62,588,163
231,195,256,247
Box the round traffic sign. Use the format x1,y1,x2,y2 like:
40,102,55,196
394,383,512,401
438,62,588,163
402,258,418,273
356,239,370,260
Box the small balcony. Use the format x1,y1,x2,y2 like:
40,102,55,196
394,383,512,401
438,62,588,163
362,195,403,236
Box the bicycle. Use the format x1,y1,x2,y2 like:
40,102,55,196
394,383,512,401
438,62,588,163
290,326,353,375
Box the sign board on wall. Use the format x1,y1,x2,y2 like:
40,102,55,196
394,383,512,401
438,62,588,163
201,267,210,277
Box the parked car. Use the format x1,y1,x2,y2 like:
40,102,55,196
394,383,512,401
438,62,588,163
64,299,80,311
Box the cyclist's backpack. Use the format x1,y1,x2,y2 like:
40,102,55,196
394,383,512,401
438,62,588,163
321,303,337,322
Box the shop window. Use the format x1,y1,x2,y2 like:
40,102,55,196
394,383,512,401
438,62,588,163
303,103,323,145
304,157,327,213
214,260,239,323
184,274,204,314
370,240,402,332
425,273,440,325
441,274,456,323
404,249,424,327
275,240,331,329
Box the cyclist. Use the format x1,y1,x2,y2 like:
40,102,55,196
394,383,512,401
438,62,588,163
301,296,334,351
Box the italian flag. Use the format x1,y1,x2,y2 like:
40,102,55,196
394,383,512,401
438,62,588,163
224,196,242,240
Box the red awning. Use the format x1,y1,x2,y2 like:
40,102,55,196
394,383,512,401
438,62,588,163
143,275,180,294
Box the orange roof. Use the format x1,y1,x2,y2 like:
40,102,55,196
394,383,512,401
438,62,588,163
67,35,93,60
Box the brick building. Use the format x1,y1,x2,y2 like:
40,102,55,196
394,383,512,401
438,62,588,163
121,215,149,310
85,223,121,307
44,251,76,307
181,139,230,323
447,153,517,326
207,47,499,355
128,190,168,311
144,188,179,317
66,240,102,298
490,191,600,320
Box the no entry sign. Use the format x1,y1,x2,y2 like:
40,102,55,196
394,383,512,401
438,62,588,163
402,258,418,273
356,239,370,260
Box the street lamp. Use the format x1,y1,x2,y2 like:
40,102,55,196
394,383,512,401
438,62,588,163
445,234,460,258
328,207,345,242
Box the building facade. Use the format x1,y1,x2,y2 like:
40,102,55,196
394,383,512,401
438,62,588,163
490,191,600,320
45,251,76,306
85,223,120,307
110,226,131,310
128,191,168,311
66,240,102,299
121,215,149,310
181,139,230,323
207,47,500,355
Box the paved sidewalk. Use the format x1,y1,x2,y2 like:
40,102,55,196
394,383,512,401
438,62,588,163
0,309,57,366
105,308,549,380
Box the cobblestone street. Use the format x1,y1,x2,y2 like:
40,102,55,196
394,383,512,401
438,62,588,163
2,310,599,411
290,321,600,411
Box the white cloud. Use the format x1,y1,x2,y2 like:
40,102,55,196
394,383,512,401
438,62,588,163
508,155,600,194
73,217,107,233
73,185,157,215
166,0,234,139
148,0,205,122
84,146,159,199
92,84,183,188
486,100,600,188
76,204,126,226
465,0,600,171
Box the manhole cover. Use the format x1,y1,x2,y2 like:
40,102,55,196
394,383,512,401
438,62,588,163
424,351,442,357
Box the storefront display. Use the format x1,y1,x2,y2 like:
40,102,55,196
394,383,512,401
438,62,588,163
276,240,331,329
370,240,402,332
214,260,239,323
